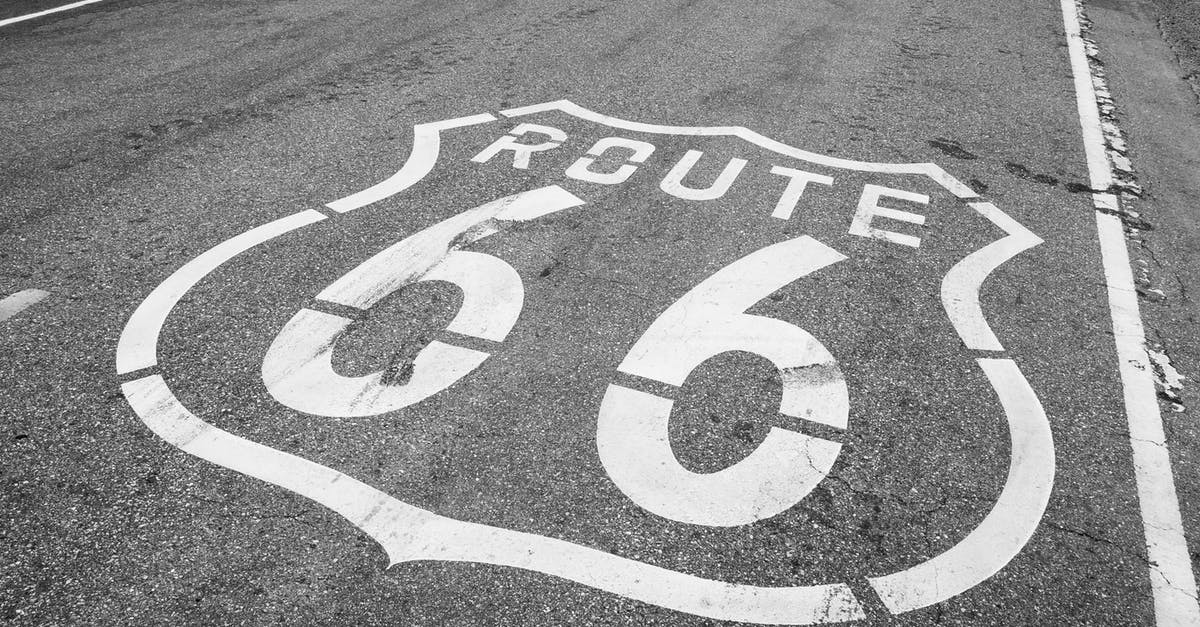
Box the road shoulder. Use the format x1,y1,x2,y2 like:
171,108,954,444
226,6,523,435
1087,0,1200,598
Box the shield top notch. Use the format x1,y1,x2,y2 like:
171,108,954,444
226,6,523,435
325,99,978,215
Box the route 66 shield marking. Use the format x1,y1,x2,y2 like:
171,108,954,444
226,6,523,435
116,100,1054,624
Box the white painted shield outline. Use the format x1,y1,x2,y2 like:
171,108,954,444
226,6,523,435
115,100,1054,624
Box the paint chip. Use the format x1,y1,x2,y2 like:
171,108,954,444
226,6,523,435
0,289,50,322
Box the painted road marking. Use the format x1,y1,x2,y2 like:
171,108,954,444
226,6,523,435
262,186,584,418
769,166,834,220
941,202,1044,352
500,100,980,198
658,149,748,200
599,236,849,527
325,113,496,213
471,123,567,170
118,102,1055,623
0,288,49,322
472,120,947,247
115,210,327,376
0,0,104,28
847,184,929,248
1060,1,1200,624
867,357,1055,612
564,136,656,185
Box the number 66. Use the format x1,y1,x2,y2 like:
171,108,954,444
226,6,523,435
262,186,848,528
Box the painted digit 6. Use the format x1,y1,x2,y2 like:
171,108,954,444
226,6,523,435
597,236,849,527
261,186,583,417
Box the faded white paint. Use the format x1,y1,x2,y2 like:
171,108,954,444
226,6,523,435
0,0,104,28
116,210,327,375
564,137,656,185
327,114,496,213
1098,214,1200,624
1147,348,1186,402
659,149,748,201
848,184,928,248
501,100,979,198
868,358,1055,613
599,236,848,526
119,247,869,624
129,367,871,624
472,123,567,170
941,202,1043,351
263,186,583,418
0,288,49,322
118,101,1057,625
768,166,834,220
1060,1,1200,624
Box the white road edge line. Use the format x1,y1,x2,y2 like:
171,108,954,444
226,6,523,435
0,0,105,28
0,288,49,322
1060,1,1200,624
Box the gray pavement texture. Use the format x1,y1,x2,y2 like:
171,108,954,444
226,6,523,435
1,0,1198,625
1155,0,1200,88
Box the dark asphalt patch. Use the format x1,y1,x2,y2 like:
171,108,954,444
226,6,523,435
927,138,978,160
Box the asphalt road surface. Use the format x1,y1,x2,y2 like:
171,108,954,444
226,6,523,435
3,0,1200,625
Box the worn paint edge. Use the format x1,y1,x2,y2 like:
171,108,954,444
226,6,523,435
1060,0,1200,623
0,0,105,28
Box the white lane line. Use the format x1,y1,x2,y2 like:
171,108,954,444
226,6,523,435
1060,0,1200,624
0,288,49,322
0,0,104,28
